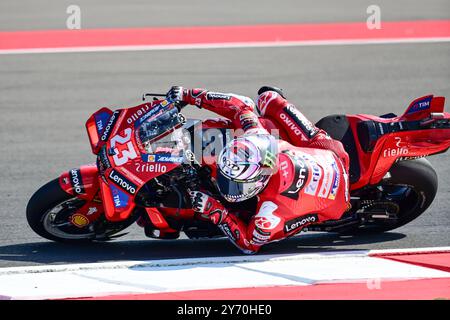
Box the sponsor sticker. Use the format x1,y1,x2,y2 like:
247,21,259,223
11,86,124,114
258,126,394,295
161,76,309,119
126,104,151,125
239,112,258,131
69,169,85,195
304,160,322,196
108,169,137,194
280,113,303,136
110,184,130,208
134,162,168,173
206,92,231,100
254,201,280,230
283,105,319,139
407,96,432,114
71,214,90,228
317,155,334,199
142,153,184,163
252,229,271,244
219,223,237,242
383,137,408,158
142,154,155,162
97,145,112,172
263,151,276,169
94,111,112,135
284,214,318,233
278,153,295,193
280,153,309,200
328,161,340,200
135,102,167,126
100,110,121,142
156,154,184,163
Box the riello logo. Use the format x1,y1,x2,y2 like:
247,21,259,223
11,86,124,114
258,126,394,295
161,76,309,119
383,147,408,158
383,138,408,158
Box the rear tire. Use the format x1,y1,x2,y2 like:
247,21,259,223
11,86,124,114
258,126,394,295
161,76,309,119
342,158,438,234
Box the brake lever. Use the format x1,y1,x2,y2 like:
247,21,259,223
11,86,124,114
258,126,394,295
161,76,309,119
142,93,166,101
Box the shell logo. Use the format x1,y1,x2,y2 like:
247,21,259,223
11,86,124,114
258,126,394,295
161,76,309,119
71,214,90,228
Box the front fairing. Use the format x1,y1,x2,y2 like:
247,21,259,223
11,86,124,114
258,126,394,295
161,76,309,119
94,99,193,221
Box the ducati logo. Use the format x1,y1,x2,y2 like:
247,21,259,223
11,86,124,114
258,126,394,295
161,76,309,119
255,217,275,229
254,201,280,230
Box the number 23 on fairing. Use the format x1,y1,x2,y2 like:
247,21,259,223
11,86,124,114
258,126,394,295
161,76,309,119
110,128,138,166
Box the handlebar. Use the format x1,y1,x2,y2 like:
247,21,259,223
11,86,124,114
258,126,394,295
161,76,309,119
142,92,188,111
142,93,166,101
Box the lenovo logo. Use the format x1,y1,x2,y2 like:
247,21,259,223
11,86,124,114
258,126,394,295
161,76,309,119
284,214,318,233
108,169,137,195
70,169,85,195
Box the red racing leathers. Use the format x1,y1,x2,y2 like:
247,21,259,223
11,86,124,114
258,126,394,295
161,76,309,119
182,88,350,254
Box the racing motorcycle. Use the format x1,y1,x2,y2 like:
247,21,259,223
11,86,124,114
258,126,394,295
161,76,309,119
26,93,450,243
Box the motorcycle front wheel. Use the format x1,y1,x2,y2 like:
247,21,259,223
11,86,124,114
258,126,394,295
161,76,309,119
26,178,137,243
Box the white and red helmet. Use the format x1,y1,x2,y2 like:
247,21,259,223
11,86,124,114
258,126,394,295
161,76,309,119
217,135,277,202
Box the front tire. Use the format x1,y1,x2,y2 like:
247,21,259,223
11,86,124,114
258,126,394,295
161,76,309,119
26,178,136,242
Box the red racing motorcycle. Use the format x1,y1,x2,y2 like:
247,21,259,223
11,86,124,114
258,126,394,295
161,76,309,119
27,93,450,242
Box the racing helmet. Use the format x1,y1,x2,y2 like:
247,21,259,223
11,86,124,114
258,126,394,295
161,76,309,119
216,134,277,202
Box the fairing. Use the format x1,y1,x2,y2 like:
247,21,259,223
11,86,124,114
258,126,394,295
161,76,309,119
345,95,450,189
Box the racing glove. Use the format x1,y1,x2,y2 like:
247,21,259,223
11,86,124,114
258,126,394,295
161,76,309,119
166,86,188,107
189,191,228,225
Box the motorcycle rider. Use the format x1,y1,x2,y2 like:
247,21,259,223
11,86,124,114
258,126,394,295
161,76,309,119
167,86,350,254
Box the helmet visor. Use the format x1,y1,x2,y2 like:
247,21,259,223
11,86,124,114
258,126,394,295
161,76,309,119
216,168,267,202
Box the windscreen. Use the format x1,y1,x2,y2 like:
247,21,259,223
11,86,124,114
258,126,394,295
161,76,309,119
136,104,191,156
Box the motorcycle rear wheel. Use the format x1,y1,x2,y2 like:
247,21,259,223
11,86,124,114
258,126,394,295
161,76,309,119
342,158,438,234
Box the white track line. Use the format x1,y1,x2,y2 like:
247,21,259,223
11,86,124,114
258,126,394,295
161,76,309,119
1,37,450,55
0,247,448,276
0,250,369,275
0,247,448,300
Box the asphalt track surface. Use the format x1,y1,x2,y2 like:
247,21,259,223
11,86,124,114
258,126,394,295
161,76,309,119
0,1,449,268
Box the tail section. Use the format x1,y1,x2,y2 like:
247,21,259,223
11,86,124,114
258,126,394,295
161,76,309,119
401,94,446,120
343,94,450,189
